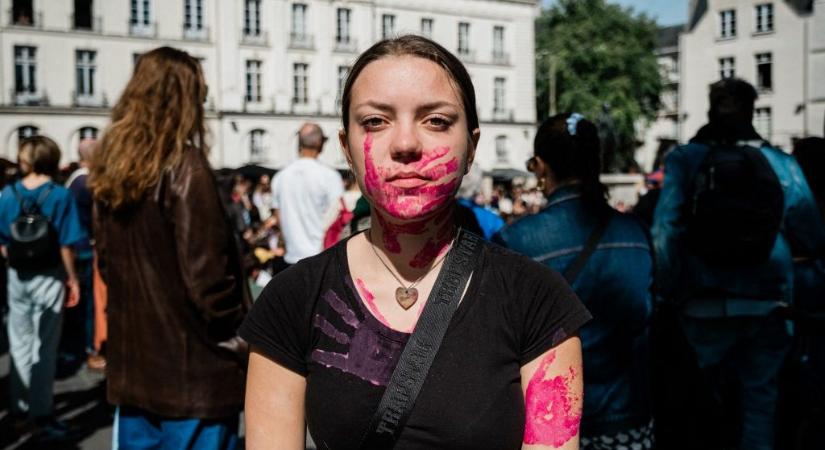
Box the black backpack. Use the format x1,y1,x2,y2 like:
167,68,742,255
8,183,61,270
685,142,784,266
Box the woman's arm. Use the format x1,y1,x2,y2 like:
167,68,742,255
245,348,307,450
520,336,583,450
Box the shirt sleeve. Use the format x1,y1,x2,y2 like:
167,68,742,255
54,189,86,247
516,257,592,366
239,267,311,377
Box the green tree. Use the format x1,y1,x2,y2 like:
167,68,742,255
536,0,662,171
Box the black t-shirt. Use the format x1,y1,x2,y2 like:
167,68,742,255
240,236,591,450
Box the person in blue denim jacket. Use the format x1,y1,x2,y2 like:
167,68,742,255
495,113,654,449
652,79,825,450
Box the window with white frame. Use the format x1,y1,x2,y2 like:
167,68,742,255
293,63,308,104
80,126,98,140
76,50,96,98
250,129,266,160
756,53,772,91
753,107,772,140
14,46,36,95
18,126,39,140
184,0,204,33
494,77,506,113
130,0,151,34
244,0,261,36
382,14,395,39
421,18,433,39
337,66,349,106
755,4,774,33
458,22,470,55
719,9,736,39
245,60,262,103
493,26,505,58
336,8,351,44
292,3,307,39
495,136,508,164
719,57,735,79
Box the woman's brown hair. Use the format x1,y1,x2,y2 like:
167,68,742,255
90,46,207,210
19,135,61,177
341,35,479,135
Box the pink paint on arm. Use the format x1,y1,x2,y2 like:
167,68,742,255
355,278,393,329
523,351,582,448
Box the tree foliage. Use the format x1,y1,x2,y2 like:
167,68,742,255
536,0,662,170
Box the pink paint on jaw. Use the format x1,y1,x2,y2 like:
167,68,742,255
524,351,582,447
355,278,393,329
362,133,461,220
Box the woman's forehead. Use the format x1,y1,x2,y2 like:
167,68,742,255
351,55,462,109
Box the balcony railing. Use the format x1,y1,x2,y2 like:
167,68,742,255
183,25,210,41
289,33,315,50
72,91,107,108
457,49,476,64
11,88,48,106
334,37,358,53
129,21,157,38
492,108,514,122
492,51,510,66
241,30,268,46
72,14,102,32
9,9,42,27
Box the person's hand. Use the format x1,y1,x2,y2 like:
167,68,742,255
65,277,80,308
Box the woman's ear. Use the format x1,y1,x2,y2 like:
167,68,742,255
465,128,481,174
339,129,354,169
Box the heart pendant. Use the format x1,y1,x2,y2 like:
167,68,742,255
395,287,419,310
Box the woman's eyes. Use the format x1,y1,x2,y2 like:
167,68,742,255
359,115,454,131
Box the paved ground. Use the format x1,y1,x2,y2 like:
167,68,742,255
0,320,317,450
0,328,113,449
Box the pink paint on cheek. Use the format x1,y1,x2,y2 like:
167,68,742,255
355,278,393,329
411,146,451,171
523,351,582,447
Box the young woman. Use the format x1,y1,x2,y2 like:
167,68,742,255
90,47,250,449
241,36,591,450
495,114,654,449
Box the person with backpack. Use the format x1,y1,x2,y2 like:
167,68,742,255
495,113,654,449
0,135,84,442
652,78,825,450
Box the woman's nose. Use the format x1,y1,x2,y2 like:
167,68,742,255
389,122,423,164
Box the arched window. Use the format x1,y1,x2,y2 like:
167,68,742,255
18,125,39,140
249,129,267,160
79,126,98,140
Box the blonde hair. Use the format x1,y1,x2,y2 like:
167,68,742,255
90,47,207,210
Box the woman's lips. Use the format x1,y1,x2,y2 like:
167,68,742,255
387,176,430,189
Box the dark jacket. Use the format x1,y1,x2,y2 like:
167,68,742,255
95,148,251,419
495,186,653,436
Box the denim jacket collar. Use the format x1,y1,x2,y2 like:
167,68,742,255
545,184,583,208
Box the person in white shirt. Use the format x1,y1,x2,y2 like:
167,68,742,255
272,123,344,264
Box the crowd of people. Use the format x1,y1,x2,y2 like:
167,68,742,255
0,36,823,450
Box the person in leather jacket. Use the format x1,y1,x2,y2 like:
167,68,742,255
89,47,251,450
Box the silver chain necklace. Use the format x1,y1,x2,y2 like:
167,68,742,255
367,228,457,310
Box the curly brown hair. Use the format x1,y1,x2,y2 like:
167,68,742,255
89,46,207,210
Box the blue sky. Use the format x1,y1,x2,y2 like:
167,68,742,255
541,0,688,26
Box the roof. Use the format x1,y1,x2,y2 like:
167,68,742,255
656,25,683,50
688,0,813,31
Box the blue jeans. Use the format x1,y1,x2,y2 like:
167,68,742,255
680,314,791,450
116,406,239,450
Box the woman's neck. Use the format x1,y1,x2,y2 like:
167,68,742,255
21,173,51,189
369,204,457,281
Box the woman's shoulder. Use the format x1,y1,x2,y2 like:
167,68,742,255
481,239,568,289
259,243,343,301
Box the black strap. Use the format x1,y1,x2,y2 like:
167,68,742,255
563,212,611,285
11,182,53,215
359,229,484,449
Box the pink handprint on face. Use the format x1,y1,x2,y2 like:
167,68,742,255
311,286,408,386
524,350,582,447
